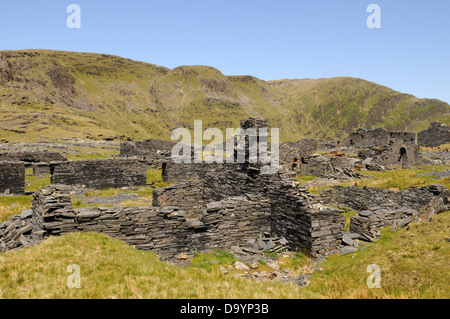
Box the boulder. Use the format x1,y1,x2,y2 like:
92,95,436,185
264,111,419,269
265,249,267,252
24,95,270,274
234,261,250,271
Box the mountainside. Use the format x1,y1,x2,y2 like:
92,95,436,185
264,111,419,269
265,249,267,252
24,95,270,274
1,49,449,143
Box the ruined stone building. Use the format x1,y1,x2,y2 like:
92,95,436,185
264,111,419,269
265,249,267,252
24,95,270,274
357,139,424,168
0,162,25,195
345,127,416,148
1,117,448,262
0,118,349,259
0,150,67,176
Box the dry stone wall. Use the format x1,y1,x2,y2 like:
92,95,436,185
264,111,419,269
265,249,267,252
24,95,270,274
318,184,446,212
50,158,147,189
349,205,418,242
162,162,224,183
152,180,210,216
119,139,179,167
0,151,67,177
0,150,66,163
155,161,347,257
0,209,36,252
201,195,272,250
0,184,208,259
0,185,276,260
297,154,363,180
0,162,25,195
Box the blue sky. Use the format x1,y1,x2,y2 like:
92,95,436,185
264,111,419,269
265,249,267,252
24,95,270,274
1,0,450,103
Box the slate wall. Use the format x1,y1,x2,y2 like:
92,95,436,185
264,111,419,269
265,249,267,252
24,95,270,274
50,158,147,189
0,162,25,195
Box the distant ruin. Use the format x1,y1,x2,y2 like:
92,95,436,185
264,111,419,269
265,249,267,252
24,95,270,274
343,122,449,149
0,150,67,176
345,127,415,148
0,118,348,259
357,139,423,168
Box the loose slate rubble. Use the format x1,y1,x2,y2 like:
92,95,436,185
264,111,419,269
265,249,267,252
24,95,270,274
319,184,446,212
297,153,364,180
227,234,290,263
0,208,37,252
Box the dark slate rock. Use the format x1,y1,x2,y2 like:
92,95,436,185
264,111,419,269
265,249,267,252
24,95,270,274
76,210,101,219
359,210,373,217
396,217,411,228
20,209,33,220
344,231,362,239
342,233,356,247
206,202,224,211
341,246,358,255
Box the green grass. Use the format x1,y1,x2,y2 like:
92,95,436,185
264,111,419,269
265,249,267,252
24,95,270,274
338,208,358,232
0,232,318,299
147,169,171,189
0,196,32,222
296,176,317,184
189,249,237,271
344,165,450,190
25,174,52,193
302,211,450,298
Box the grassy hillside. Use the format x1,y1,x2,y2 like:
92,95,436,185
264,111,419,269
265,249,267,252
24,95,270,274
1,49,449,143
